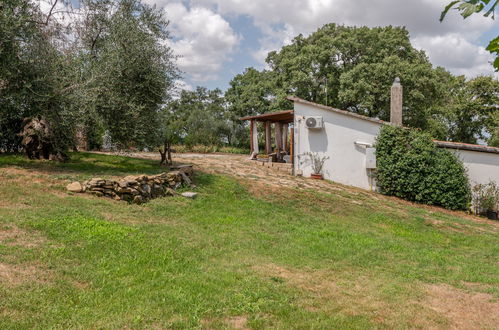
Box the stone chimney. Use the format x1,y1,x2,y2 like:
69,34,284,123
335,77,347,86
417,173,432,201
390,77,403,126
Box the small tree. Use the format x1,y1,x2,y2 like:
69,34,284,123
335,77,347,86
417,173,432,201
156,107,181,166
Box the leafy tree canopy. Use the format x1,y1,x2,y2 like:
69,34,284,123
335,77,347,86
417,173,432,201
440,0,498,71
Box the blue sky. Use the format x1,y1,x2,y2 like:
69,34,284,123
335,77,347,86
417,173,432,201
147,0,499,91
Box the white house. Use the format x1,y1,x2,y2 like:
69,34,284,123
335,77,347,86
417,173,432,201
242,79,499,192
290,96,499,190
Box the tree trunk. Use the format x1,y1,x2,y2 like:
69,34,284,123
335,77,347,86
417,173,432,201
159,139,172,166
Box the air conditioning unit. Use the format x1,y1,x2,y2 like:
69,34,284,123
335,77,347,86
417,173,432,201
305,116,323,129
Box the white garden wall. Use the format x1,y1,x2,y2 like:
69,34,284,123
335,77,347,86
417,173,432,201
448,149,499,186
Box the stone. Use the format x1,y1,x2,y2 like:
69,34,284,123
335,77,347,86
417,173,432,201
118,180,128,188
181,192,198,199
89,178,104,185
151,184,164,198
91,191,104,197
180,172,192,186
73,169,192,203
66,181,83,193
117,187,133,194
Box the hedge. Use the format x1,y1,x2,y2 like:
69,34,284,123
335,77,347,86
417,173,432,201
375,125,471,210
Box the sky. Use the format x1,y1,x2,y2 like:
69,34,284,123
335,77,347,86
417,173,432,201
139,0,498,92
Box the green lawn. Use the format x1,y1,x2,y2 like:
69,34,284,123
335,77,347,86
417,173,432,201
0,153,497,329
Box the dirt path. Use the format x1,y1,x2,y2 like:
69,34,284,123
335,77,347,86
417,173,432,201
103,151,361,194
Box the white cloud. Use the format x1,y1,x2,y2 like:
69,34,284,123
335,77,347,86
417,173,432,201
161,2,240,82
413,34,498,78
194,0,498,78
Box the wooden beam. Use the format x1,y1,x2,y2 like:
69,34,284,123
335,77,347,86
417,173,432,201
282,123,289,153
265,121,272,154
252,120,259,155
249,120,254,155
275,122,282,151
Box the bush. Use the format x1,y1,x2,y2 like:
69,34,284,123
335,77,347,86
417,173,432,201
375,125,471,210
472,181,499,214
171,144,249,154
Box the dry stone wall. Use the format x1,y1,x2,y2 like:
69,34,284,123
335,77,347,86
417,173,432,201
67,165,193,204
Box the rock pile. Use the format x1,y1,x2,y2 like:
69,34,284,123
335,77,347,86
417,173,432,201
66,165,193,204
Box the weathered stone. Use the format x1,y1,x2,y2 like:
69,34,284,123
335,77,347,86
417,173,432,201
181,192,197,199
66,181,83,193
117,187,133,194
74,169,192,203
89,178,104,185
180,172,192,186
123,175,138,183
90,191,104,197
118,180,128,188
151,184,164,198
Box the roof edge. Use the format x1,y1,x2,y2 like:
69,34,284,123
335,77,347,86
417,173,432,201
434,140,499,155
286,96,390,126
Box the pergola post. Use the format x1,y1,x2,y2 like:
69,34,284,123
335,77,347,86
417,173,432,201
275,122,283,152
265,121,272,154
249,120,254,156
251,120,259,158
282,123,288,153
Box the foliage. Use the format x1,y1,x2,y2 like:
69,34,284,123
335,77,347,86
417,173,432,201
301,152,330,174
79,0,179,149
171,144,249,154
226,24,498,145
0,0,80,156
0,0,179,158
440,0,499,71
472,181,499,212
165,87,233,147
375,125,471,210
445,75,499,144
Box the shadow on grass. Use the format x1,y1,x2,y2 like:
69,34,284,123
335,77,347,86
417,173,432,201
0,152,165,177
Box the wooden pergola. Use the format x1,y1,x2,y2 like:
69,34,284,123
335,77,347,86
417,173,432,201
240,110,294,162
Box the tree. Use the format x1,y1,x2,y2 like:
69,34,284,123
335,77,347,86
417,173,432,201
444,76,499,144
80,0,179,150
0,0,81,159
165,87,230,147
226,24,455,137
440,0,498,71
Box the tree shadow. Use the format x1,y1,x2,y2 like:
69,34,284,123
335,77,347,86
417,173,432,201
0,152,165,177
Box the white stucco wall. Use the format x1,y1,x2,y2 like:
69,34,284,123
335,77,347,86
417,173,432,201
293,102,382,190
447,149,499,186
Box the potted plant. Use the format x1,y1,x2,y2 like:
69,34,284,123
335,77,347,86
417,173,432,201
301,152,329,179
472,181,499,220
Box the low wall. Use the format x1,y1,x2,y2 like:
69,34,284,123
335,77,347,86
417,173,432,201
66,165,193,204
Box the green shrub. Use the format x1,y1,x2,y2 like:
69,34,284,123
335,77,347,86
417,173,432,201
375,125,471,210
171,144,249,154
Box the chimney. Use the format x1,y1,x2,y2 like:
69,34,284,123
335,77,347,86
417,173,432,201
390,77,403,126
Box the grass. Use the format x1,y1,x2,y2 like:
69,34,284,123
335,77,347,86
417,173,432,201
0,152,498,328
